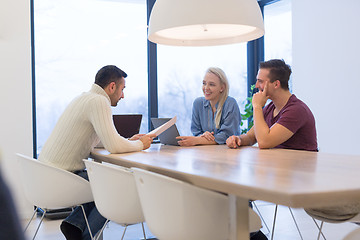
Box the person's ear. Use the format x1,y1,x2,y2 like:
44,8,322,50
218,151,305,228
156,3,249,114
274,80,280,88
108,82,117,93
104,82,116,95
220,84,225,93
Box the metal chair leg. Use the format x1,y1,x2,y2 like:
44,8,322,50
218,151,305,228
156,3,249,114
252,201,271,234
24,207,38,232
288,207,303,240
271,204,278,240
121,225,128,240
32,208,46,240
271,205,305,240
317,221,324,240
80,205,94,240
312,218,326,240
141,222,147,240
95,219,110,240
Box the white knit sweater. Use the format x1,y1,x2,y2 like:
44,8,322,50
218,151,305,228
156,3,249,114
38,84,143,171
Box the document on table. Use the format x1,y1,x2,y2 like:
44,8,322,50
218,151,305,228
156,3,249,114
147,116,177,136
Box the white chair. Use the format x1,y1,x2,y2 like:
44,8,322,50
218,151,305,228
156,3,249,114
306,209,360,240
16,153,94,240
83,160,147,240
132,167,262,240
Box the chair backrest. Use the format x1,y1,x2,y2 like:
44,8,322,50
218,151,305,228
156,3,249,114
83,160,144,224
133,167,261,240
16,153,93,209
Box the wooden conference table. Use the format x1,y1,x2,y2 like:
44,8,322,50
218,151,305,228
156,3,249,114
91,144,360,240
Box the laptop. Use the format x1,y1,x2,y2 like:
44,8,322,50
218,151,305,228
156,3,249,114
113,114,142,138
151,118,180,146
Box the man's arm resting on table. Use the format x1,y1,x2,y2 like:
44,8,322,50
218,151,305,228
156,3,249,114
239,127,257,146
253,106,294,149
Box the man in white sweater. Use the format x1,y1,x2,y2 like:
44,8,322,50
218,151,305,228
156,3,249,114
38,65,154,240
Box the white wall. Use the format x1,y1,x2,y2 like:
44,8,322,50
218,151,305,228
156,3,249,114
0,0,34,217
292,0,360,155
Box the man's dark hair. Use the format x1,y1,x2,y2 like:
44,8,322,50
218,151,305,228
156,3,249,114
259,59,291,90
95,65,127,89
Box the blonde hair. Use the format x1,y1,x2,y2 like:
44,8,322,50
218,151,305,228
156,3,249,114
206,67,229,129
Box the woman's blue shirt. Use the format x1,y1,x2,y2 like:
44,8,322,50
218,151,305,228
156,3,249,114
191,96,241,144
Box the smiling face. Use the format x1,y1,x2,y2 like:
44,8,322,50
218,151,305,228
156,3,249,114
202,72,224,104
255,68,271,92
255,68,282,99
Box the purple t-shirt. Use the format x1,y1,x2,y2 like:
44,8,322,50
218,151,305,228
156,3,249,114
262,94,318,151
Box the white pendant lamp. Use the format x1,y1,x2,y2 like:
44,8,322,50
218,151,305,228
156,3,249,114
148,0,265,46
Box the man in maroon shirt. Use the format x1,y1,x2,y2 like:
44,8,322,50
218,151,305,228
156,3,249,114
226,59,318,151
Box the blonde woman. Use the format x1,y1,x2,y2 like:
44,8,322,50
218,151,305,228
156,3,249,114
177,67,241,146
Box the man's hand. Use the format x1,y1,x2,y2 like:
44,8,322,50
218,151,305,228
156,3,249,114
252,81,269,109
226,135,241,149
176,136,198,147
129,134,145,141
201,131,215,141
139,134,155,150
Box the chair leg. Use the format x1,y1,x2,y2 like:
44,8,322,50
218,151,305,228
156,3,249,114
79,205,94,240
95,219,110,240
252,201,271,234
121,225,128,240
141,222,147,240
312,218,326,240
288,207,303,240
271,204,278,240
24,207,38,232
317,221,325,240
31,208,46,240
271,205,305,240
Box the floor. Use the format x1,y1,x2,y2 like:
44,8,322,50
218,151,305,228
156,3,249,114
23,201,359,240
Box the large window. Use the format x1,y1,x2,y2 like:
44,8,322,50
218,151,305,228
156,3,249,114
35,0,148,155
264,0,292,88
157,44,247,136
34,0,292,154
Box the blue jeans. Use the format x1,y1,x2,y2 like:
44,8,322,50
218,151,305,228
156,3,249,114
63,170,106,240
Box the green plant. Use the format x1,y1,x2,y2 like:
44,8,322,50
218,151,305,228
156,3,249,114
240,84,255,134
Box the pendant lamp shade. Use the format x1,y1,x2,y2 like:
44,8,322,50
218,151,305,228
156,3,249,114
148,0,265,46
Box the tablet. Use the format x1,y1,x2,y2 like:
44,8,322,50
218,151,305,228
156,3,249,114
151,118,180,146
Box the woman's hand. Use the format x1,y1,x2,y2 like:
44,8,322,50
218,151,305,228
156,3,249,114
176,136,199,147
201,131,215,141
